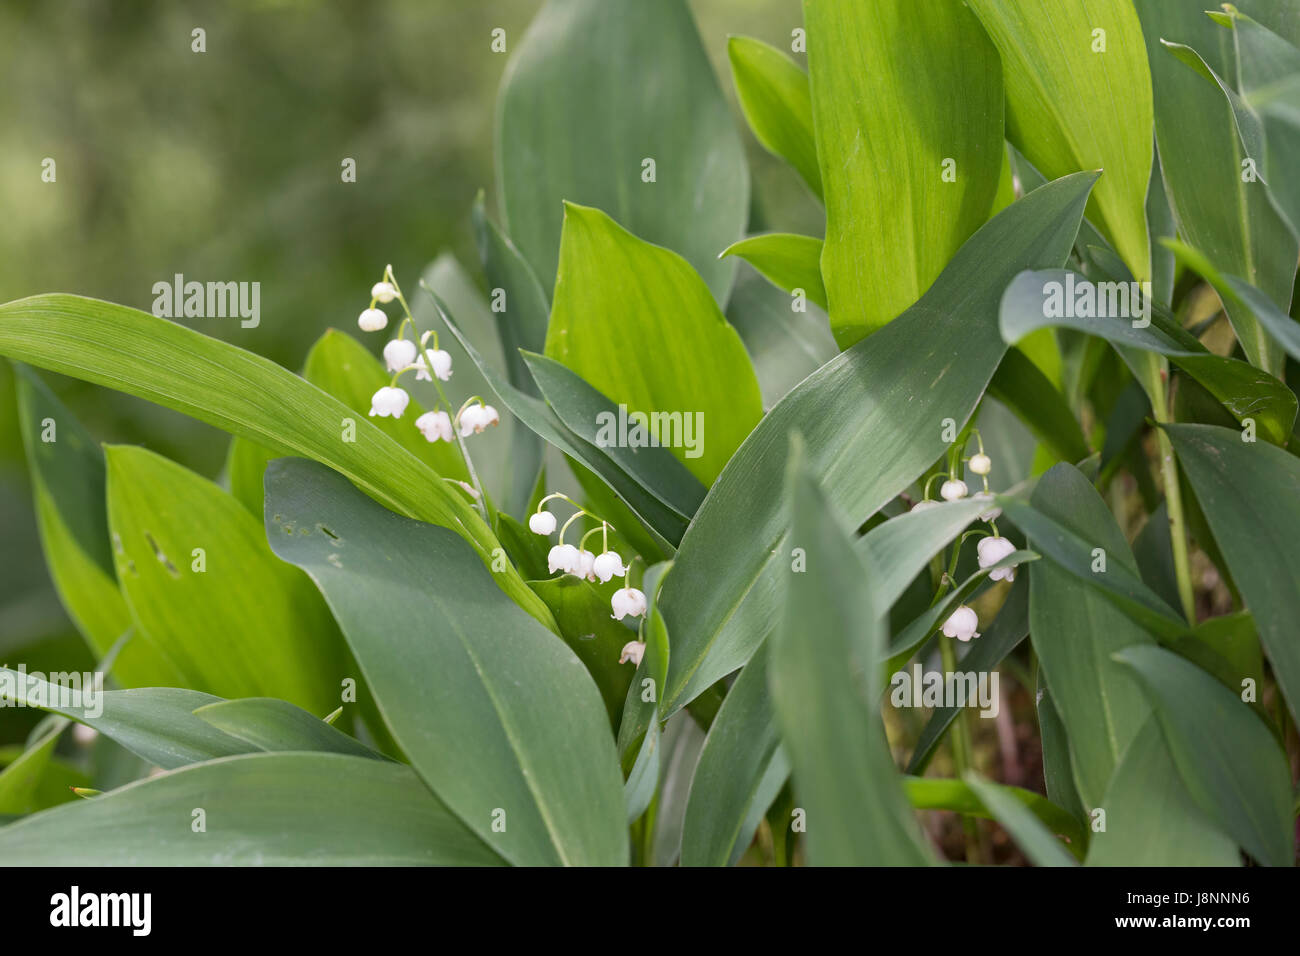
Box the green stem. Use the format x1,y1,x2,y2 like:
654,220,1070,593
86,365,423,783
1140,354,1196,623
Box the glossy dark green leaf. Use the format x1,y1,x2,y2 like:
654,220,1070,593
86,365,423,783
498,0,747,302
0,753,503,866
1001,268,1297,444
1164,423,1300,722
1114,644,1294,866
807,0,1003,347
727,35,821,199
264,458,627,866
659,172,1098,715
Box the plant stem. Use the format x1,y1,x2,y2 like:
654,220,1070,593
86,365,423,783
1145,359,1196,623
938,632,982,864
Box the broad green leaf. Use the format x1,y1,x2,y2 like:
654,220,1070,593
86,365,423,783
521,351,707,522
1114,644,1294,866
807,0,1003,347
527,576,635,728
498,0,747,302
769,444,934,865
727,36,821,199
1036,676,1087,824
659,172,1099,715
1085,718,1240,866
264,458,627,866
13,366,169,685
1025,464,1156,808
437,294,684,551
1135,0,1298,374
962,773,1077,867
106,445,344,713
719,233,828,311
725,263,838,409
544,203,763,484
1000,268,1298,444
0,753,502,866
0,294,553,631
0,722,66,815
192,698,384,760
1164,423,1300,722
904,775,1084,858
968,0,1154,281
472,196,550,517
0,668,246,769
679,645,789,867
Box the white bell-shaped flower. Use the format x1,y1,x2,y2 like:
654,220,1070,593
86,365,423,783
576,549,596,581
383,338,418,373
481,405,500,427
548,543,580,575
611,587,648,621
619,641,646,666
529,511,557,535
371,281,397,304
969,453,992,476
414,410,453,443
977,535,1019,582
940,479,969,501
369,386,409,418
358,308,388,332
591,550,625,583
941,605,980,642
458,404,486,436
415,349,453,382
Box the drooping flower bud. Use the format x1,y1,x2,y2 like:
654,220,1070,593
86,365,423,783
383,338,418,373
940,479,969,501
529,511,557,535
358,307,389,332
369,386,409,418
969,453,992,476
941,605,980,642
371,281,397,304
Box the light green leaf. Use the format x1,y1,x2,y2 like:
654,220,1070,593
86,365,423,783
0,293,554,631
968,0,1154,281
498,0,747,302
192,698,384,760
769,442,935,865
0,722,67,815
719,233,827,312
659,172,1099,715
1164,423,1300,723
1024,464,1157,808
264,458,627,867
727,35,821,199
544,203,763,484
904,775,1085,858
1085,718,1240,866
106,445,344,713
807,0,1003,347
1136,0,1298,374
1114,644,1294,867
12,366,169,685
962,772,1077,867
0,753,503,866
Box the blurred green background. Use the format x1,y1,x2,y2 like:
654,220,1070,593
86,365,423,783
0,0,819,740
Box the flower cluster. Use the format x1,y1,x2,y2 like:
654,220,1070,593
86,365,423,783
529,493,648,662
909,431,1023,644
357,267,500,446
